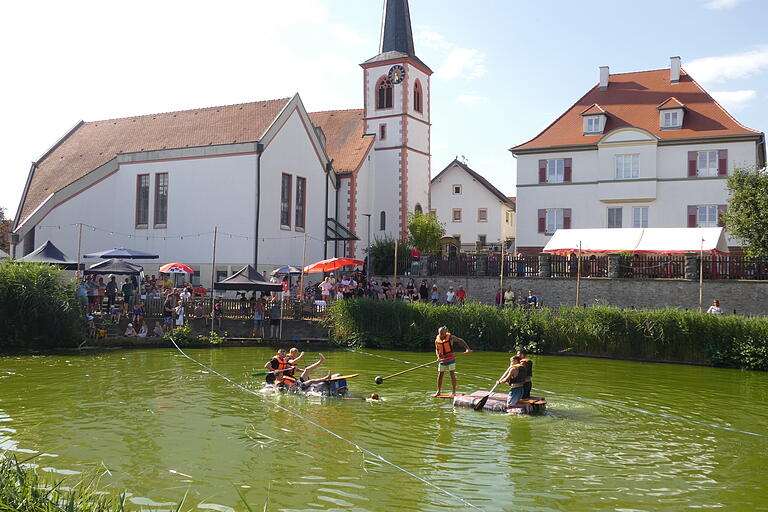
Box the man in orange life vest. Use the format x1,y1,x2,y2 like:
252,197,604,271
516,349,533,399
434,326,472,397
498,355,527,407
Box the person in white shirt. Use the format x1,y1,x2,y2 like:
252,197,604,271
319,277,333,302
124,323,137,337
137,322,148,338
446,287,456,305
179,288,192,303
707,299,724,315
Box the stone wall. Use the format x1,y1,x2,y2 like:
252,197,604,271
377,276,768,316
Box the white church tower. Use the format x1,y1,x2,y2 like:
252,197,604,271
361,0,432,240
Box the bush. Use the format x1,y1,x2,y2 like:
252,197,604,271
325,299,768,370
0,261,83,349
368,236,411,276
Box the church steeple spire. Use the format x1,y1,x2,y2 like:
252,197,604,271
380,0,415,56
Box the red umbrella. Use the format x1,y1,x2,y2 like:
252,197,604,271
159,262,195,274
304,257,364,273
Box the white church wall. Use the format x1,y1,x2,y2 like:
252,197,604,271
407,151,430,215
371,149,402,242
406,118,429,154
352,152,375,258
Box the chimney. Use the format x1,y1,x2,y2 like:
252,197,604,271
670,56,681,83
599,66,609,90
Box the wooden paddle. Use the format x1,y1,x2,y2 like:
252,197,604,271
251,366,298,377
374,359,439,385
473,366,512,411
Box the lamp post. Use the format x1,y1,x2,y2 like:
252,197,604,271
363,214,372,283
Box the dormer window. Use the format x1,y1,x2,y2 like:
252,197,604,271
580,104,607,134
657,97,685,130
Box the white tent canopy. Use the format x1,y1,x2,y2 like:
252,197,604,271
543,228,730,254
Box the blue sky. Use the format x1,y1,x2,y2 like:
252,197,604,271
1,0,766,218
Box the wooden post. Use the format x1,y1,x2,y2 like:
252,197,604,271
76,222,83,277
299,233,308,303
575,241,582,307
699,238,704,312
393,238,398,287
499,240,505,306
210,226,218,332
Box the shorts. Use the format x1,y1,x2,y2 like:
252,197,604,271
89,296,99,304
78,296,88,306
507,386,525,406
438,360,456,372
270,319,280,326
253,318,264,326
164,316,174,325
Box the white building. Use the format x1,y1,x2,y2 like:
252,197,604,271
430,159,515,250
10,0,432,283
511,57,766,255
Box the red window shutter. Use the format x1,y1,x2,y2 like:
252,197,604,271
538,209,546,233
563,208,572,229
538,160,547,183
687,205,697,227
717,205,728,227
718,149,728,175
564,158,573,182
688,151,697,177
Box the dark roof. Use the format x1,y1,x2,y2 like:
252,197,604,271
84,258,143,275
364,0,432,72
432,159,514,206
214,265,283,292
20,240,79,269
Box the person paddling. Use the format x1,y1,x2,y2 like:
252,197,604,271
433,326,472,397
516,349,533,399
498,356,528,407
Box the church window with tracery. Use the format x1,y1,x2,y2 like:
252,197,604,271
377,78,393,109
414,80,423,113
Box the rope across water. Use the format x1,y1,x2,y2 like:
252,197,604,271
169,339,486,512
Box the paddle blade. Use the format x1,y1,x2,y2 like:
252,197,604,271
473,394,491,411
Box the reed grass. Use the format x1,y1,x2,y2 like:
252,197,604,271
326,299,768,370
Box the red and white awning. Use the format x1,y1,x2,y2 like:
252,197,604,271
543,228,729,255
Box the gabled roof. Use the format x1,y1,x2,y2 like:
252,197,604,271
580,104,607,116
17,98,291,224
309,109,374,174
512,68,762,152
657,97,686,110
363,0,432,72
432,159,513,205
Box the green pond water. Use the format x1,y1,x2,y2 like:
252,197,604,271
0,347,766,512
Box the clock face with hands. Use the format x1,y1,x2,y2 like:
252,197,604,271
388,65,406,84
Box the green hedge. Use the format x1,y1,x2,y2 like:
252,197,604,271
325,299,768,370
0,261,83,349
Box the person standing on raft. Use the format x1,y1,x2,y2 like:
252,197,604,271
516,349,533,399
434,326,472,397
498,356,528,407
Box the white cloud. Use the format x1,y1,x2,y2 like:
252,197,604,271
456,93,488,104
704,0,744,9
709,90,758,111
329,24,368,47
439,48,487,80
415,30,452,51
686,47,768,83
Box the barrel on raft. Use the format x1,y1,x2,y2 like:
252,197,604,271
453,391,547,414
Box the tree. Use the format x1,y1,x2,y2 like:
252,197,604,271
408,211,445,253
722,167,768,257
0,207,11,255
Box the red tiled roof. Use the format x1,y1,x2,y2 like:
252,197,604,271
657,96,686,110
19,98,291,224
308,109,374,174
580,104,607,116
512,68,761,152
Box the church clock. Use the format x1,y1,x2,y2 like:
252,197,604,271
388,64,406,84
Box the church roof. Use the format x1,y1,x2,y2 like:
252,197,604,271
363,0,431,72
432,159,514,206
512,68,762,153
17,98,291,224
309,109,374,175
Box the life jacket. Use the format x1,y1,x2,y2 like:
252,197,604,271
435,333,454,362
520,358,533,380
507,364,529,384
274,355,291,372
277,374,298,387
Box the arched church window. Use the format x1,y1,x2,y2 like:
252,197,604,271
414,80,423,113
380,211,386,231
415,203,423,214
377,78,393,110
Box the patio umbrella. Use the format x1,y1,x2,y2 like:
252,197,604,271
159,262,195,274
304,257,364,273
84,258,143,275
271,265,303,276
83,247,159,259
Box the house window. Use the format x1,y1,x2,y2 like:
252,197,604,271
585,116,602,133
697,205,718,227
633,207,649,228
215,270,228,282
191,269,201,286
506,211,512,224
379,124,387,140
154,173,168,227
135,174,149,228
477,208,488,222
697,151,718,176
415,203,423,214
280,173,292,228
662,110,681,129
453,185,462,195
478,235,487,247
376,78,393,109
452,208,462,222
414,80,423,113
546,209,564,233
547,159,565,183
607,207,623,228
380,211,386,231
295,177,306,230
615,154,639,179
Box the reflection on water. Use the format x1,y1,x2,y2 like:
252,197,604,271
0,348,766,512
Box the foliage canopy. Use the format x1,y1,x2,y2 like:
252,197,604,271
407,211,444,253
723,167,768,257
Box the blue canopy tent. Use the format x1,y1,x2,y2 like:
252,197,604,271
20,241,81,270
83,248,159,259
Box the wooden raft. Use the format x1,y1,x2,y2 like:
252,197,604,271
453,391,547,414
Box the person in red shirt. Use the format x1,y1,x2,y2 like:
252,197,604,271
456,286,467,306
192,284,207,297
